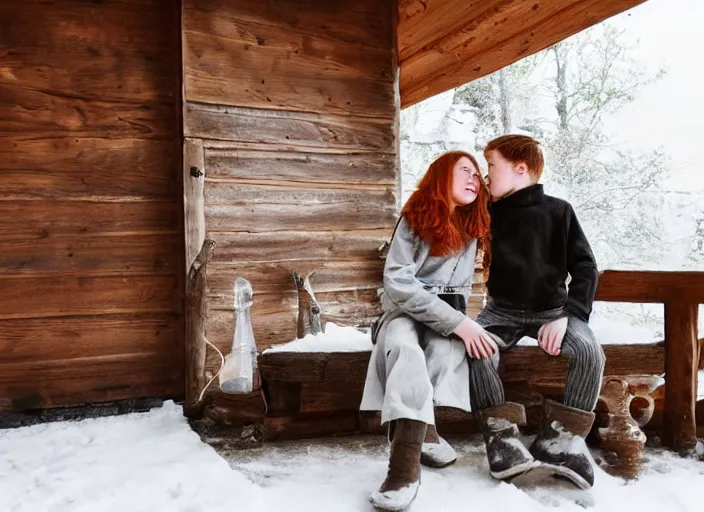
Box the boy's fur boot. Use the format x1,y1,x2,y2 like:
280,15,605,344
370,419,426,512
529,399,596,489
476,402,537,480
420,424,457,468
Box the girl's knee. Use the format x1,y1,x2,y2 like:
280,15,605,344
382,319,424,361
424,334,464,360
385,335,424,358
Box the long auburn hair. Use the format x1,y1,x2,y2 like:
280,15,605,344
402,151,492,277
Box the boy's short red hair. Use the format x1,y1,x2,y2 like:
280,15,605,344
485,134,545,181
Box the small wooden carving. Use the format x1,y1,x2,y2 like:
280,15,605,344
596,376,654,479
293,271,323,339
184,238,216,419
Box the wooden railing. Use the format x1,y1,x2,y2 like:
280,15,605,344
595,271,703,451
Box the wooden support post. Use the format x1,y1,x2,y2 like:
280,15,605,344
183,137,205,273
663,300,699,451
184,239,216,419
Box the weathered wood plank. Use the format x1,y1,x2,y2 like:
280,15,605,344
205,202,396,233
183,44,392,118
0,138,179,200
184,138,206,272
204,391,267,424
0,84,177,141
207,259,383,298
0,275,180,320
205,230,390,263
182,10,392,81
300,381,365,413
500,344,664,382
182,0,393,116
0,0,183,413
210,287,381,316
401,0,568,71
0,201,179,241
400,0,648,107
265,382,302,414
203,171,398,231
596,271,704,303
204,148,397,186
259,344,665,384
0,353,182,412
264,411,360,441
185,103,395,152
183,0,391,51
663,301,699,450
398,0,512,62
0,0,179,103
205,181,395,206
0,234,178,276
0,314,180,365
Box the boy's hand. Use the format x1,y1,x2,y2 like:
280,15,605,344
453,318,498,359
538,317,568,356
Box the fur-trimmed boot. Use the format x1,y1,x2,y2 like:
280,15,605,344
476,402,537,480
370,419,426,512
529,399,596,489
420,424,457,468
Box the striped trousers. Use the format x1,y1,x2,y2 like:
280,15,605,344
470,302,605,412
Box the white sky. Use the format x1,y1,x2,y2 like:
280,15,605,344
605,0,704,191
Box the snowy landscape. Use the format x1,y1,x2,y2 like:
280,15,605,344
2,322,702,511
2,1,703,511
399,0,704,338
2,399,704,512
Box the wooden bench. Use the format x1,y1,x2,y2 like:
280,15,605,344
189,270,704,458
258,344,667,439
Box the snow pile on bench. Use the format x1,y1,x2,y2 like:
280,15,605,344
263,322,373,354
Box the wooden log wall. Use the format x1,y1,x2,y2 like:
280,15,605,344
0,0,184,410
181,0,399,370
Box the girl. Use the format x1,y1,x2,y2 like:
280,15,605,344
360,151,496,512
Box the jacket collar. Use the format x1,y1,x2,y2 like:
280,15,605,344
491,184,544,208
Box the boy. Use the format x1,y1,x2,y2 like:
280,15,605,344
471,134,604,489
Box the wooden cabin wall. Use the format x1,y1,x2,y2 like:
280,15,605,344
0,0,184,410
181,0,399,365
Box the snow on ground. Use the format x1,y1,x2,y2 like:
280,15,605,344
263,313,659,354
0,401,262,512
2,401,704,512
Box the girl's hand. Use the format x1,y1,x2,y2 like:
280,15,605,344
453,318,498,359
538,317,568,356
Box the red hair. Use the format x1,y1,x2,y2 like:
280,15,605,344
402,151,492,276
485,134,545,181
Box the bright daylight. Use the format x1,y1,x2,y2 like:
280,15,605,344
1,1,703,511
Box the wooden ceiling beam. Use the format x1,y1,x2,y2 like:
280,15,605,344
399,0,649,108
398,0,512,63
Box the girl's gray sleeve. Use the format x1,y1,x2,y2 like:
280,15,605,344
383,218,467,336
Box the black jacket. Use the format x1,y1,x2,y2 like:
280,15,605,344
486,184,598,322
